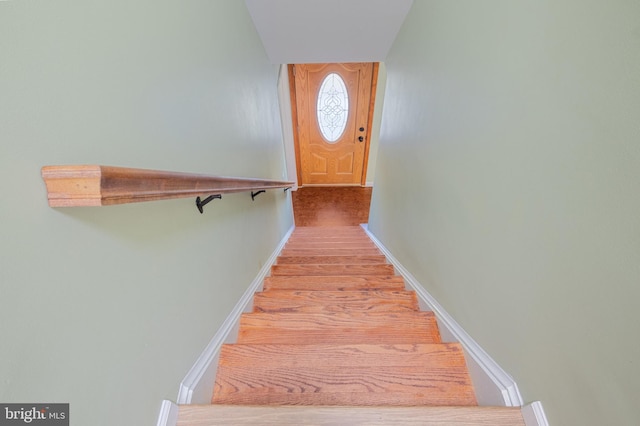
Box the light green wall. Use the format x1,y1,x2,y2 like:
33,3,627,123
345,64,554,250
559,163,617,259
0,1,292,425
369,1,640,425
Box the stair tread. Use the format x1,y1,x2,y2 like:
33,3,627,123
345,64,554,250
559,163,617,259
240,311,436,327
285,241,376,248
284,245,378,251
271,264,395,276
218,343,466,367
178,405,525,426
279,248,383,256
294,225,365,231
287,236,373,242
263,275,406,291
277,255,388,265
292,229,367,236
213,366,477,406
237,312,441,344
253,290,418,312
292,231,367,235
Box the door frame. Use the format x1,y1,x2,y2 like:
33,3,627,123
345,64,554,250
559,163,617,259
288,63,379,187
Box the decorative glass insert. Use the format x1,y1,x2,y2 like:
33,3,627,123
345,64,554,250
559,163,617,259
316,73,349,142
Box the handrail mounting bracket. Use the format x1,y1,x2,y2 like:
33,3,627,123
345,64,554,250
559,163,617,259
251,190,266,201
196,194,222,214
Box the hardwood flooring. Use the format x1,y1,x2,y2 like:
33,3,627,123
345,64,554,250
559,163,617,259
292,186,372,227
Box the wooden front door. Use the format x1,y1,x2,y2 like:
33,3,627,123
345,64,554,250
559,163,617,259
292,63,377,186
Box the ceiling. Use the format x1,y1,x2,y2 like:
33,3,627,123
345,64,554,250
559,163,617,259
245,0,414,64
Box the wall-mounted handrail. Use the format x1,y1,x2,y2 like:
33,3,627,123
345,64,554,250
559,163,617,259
41,165,293,211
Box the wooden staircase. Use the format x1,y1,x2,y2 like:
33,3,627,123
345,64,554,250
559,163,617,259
177,226,526,425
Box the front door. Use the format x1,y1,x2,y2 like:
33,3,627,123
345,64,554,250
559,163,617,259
292,63,376,186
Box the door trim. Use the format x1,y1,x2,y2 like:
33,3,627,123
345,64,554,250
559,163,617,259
360,62,379,186
288,64,303,185
289,63,379,187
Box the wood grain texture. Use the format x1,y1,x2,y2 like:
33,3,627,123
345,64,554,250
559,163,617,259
279,248,383,257
271,264,395,276
237,312,441,345
178,405,525,426
286,235,375,242
41,165,293,207
277,255,388,265
290,228,369,235
284,241,378,249
253,290,418,313
293,225,366,233
200,225,482,414
218,343,467,368
292,226,366,235
262,275,406,291
292,187,372,227
213,368,477,406
214,343,477,406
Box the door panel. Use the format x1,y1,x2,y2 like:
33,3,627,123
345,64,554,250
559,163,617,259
294,63,375,185
311,153,327,175
337,153,354,175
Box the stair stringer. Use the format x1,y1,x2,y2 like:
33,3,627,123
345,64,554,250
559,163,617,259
361,224,525,407
175,225,295,406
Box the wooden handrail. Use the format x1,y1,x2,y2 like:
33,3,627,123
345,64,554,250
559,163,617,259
41,165,293,207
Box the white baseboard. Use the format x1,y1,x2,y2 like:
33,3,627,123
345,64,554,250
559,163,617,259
176,225,295,405
361,224,525,407
522,401,549,426
156,400,179,426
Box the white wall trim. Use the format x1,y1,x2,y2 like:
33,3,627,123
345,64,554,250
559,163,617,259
176,225,295,404
156,400,179,426
522,401,550,426
362,224,525,407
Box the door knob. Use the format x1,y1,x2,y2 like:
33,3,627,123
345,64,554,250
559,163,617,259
358,136,364,142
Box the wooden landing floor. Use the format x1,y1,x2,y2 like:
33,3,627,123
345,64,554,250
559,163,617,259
292,186,372,227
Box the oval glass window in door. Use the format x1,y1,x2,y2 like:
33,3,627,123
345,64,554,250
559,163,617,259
316,73,349,143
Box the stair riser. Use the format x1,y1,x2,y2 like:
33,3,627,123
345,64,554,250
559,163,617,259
277,255,388,265
287,236,372,242
240,311,435,324
253,303,418,313
218,343,467,368
284,243,378,250
279,249,383,257
253,291,419,313
263,276,406,292
237,329,441,345
291,228,368,233
271,264,395,276
213,373,477,406
237,312,441,345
